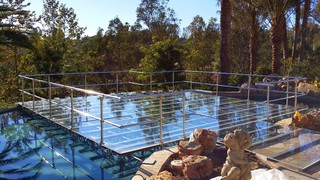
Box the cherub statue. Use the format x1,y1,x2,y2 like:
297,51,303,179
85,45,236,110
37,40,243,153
221,129,252,180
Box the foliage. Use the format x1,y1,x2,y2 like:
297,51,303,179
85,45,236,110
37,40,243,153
286,57,320,82
2,0,320,108
139,37,182,71
0,0,35,49
137,37,183,83
0,0,36,106
136,0,180,38
184,16,220,71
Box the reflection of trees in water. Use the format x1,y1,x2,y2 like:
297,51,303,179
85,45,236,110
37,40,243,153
49,97,91,131
132,94,181,144
187,92,204,112
0,112,42,179
109,98,125,118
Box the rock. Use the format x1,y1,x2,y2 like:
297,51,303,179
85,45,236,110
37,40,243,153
189,128,217,154
182,155,214,180
292,111,320,131
239,82,257,93
132,174,145,180
261,74,282,90
170,160,183,176
178,141,202,159
148,170,178,180
297,82,320,96
262,74,281,83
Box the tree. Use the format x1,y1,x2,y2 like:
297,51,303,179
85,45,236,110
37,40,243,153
33,0,86,74
204,18,220,71
281,12,289,61
299,0,311,62
232,0,264,74
184,15,207,70
138,37,183,84
292,0,301,59
184,16,220,71
136,0,180,39
220,0,232,84
261,0,291,74
106,18,132,70
0,1,34,49
0,0,36,106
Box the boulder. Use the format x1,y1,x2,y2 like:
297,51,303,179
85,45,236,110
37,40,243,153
178,141,202,159
148,170,178,180
170,160,183,176
262,74,281,83
261,74,281,90
292,111,320,131
182,155,214,180
297,82,320,96
239,82,257,93
189,128,217,154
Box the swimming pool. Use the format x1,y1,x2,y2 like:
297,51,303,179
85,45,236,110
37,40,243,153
0,109,149,179
2,90,319,179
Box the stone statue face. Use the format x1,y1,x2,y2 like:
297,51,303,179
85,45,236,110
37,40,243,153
223,133,239,149
234,129,246,143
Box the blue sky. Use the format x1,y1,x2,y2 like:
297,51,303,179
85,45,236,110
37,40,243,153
27,0,220,36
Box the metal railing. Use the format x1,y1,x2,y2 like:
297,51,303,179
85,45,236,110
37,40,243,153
18,70,307,148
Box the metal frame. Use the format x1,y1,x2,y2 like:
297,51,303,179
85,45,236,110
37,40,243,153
18,70,307,155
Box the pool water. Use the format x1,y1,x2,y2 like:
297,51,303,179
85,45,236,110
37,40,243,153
0,109,147,179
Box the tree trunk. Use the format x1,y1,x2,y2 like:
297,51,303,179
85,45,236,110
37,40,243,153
270,23,282,75
299,0,311,62
282,18,289,60
249,10,259,75
220,0,232,85
282,17,289,73
291,0,300,59
249,31,259,75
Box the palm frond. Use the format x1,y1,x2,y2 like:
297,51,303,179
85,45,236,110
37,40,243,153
0,147,42,167
0,29,33,49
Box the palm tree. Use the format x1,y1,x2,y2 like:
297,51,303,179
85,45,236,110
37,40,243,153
261,0,291,74
292,0,301,59
233,0,263,74
299,0,311,62
220,0,232,85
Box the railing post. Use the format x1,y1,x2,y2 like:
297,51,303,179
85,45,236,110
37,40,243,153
294,79,298,111
49,82,52,119
150,74,153,92
286,78,289,107
182,93,186,139
116,72,119,94
32,79,35,111
100,96,104,144
21,77,25,105
247,74,251,102
172,71,175,91
190,72,193,90
159,96,163,145
70,89,74,130
266,85,270,119
216,73,219,96
84,74,87,90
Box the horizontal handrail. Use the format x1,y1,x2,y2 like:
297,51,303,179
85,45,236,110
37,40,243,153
18,70,130,77
19,70,308,81
267,94,305,103
19,70,307,153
